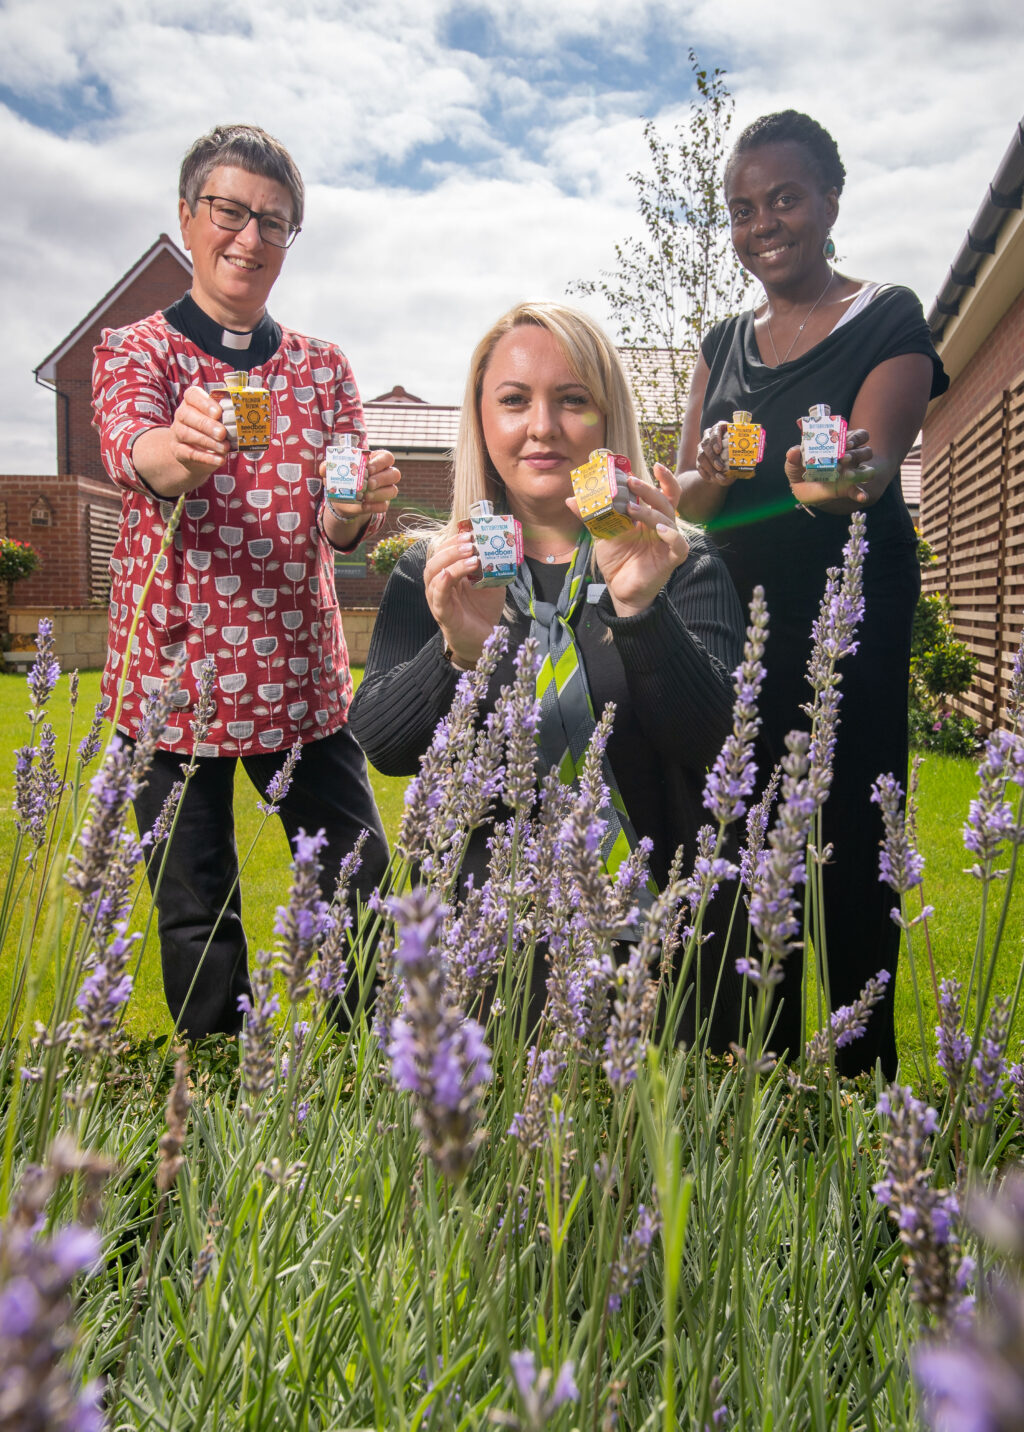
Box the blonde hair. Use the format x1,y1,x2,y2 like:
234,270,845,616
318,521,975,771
411,301,652,547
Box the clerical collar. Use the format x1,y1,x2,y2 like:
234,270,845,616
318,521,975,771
162,291,282,370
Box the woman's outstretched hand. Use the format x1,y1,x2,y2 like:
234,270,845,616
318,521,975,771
785,426,877,507
423,529,507,669
576,462,690,619
696,420,740,488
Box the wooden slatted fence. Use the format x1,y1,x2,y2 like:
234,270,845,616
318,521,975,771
87,504,120,605
922,371,1024,730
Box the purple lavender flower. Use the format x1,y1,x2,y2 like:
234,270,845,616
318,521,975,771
499,637,541,813
150,780,185,844
508,1349,579,1429
13,721,64,851
258,739,302,816
1010,628,1024,729
333,829,367,895
77,701,105,767
508,1047,566,1151
914,1344,1020,1432
936,979,971,1103
871,773,925,896
874,1084,965,1326
0,1153,107,1432
187,657,217,754
968,996,1010,1125
1009,1063,1024,1127
963,729,1024,878
704,585,768,825
914,1168,1024,1431
739,766,780,896
603,946,659,1091
386,887,492,1180
397,628,508,866
71,921,138,1065
157,1052,191,1195
238,947,279,1121
744,731,814,989
26,616,61,717
801,514,867,805
66,737,140,909
274,828,331,1006
606,1203,661,1313
681,825,739,928
444,874,509,1011
803,970,891,1068
14,743,47,848
704,1377,728,1432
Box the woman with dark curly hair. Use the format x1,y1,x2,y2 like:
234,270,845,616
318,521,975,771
677,110,948,1077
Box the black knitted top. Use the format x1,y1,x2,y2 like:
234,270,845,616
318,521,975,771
349,529,745,888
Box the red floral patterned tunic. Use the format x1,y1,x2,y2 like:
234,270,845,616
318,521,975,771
92,313,380,756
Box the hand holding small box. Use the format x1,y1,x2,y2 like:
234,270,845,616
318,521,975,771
325,434,369,507
570,449,635,539
799,403,848,478
723,411,766,479
457,500,523,587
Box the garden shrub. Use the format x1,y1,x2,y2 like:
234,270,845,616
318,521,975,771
367,530,418,577
0,534,40,582
910,542,979,754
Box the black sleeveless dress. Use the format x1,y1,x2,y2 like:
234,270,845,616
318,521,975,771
699,284,948,1076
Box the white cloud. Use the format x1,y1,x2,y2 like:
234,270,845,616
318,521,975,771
1,0,1023,471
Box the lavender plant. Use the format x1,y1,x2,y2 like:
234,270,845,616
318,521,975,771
3,504,1024,1432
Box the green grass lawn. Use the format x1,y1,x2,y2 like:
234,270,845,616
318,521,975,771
2,667,1020,1065
0,668,407,1038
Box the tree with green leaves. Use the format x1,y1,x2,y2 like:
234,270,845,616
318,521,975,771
571,52,751,468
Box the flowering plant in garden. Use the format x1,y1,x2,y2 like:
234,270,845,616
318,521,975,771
366,530,418,576
909,543,980,755
3,512,1024,1429
0,534,40,582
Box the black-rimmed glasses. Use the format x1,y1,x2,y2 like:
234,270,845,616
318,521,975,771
196,195,301,249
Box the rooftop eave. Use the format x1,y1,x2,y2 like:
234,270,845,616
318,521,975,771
932,200,1024,387
34,234,192,385
926,117,1024,387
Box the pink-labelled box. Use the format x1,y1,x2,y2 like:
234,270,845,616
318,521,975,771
458,500,523,587
325,434,369,502
800,403,848,474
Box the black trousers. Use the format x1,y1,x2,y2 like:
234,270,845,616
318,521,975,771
131,726,389,1039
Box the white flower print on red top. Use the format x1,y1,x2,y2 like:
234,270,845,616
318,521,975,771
92,312,382,757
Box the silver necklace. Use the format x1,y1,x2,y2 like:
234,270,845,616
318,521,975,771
525,542,577,565
764,271,834,366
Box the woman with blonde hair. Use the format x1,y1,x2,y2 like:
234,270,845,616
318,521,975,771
350,301,746,1038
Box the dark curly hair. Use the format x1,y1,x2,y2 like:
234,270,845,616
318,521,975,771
725,110,846,196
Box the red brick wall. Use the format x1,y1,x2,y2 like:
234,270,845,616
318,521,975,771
923,289,1024,467
0,474,121,608
53,249,191,482
334,454,453,610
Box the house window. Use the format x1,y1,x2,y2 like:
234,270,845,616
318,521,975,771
31,495,54,527
335,539,370,579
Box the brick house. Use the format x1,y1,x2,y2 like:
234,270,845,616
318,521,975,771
919,115,1024,729
1,236,193,663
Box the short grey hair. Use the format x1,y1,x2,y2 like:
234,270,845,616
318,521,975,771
178,123,305,225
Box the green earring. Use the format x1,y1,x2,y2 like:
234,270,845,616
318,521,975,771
823,233,836,261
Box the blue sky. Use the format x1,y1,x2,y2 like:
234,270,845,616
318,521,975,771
1,0,1022,472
